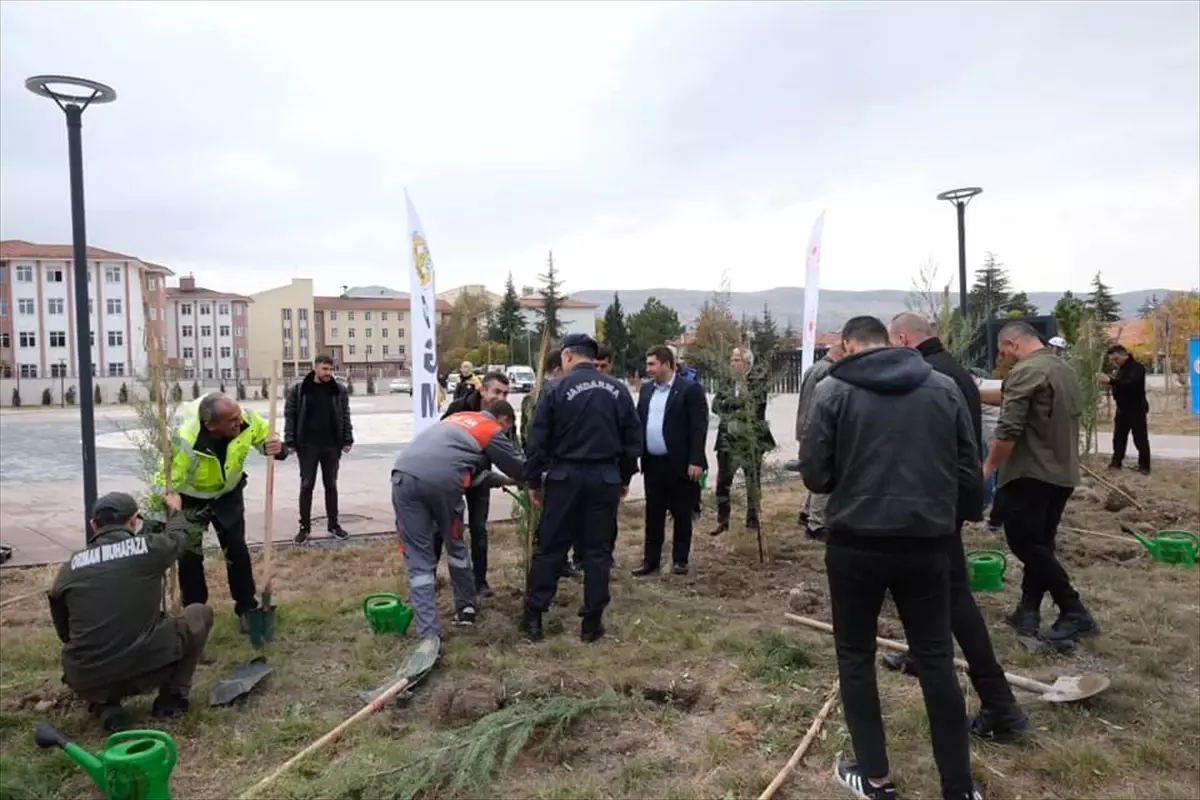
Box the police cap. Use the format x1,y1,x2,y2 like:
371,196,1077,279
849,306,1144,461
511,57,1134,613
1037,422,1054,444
91,491,140,522
560,332,599,357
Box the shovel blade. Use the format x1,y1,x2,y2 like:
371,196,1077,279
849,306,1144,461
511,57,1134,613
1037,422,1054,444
1040,673,1111,703
357,634,441,705
247,594,277,648
209,657,274,707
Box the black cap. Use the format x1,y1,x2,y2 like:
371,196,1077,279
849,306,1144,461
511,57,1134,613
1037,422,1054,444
560,332,599,356
90,491,140,522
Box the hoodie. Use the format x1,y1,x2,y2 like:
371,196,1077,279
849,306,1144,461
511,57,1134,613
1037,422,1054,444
797,346,979,541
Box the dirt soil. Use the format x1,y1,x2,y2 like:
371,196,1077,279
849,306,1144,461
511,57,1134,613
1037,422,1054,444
1,456,1198,800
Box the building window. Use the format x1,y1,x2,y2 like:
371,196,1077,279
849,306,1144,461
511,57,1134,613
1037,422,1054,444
398,328,406,339
348,328,356,338
90,331,95,346
219,325,231,337
365,344,374,356
0,332,8,348
16,265,34,282
20,364,38,378
147,276,157,290
329,311,338,321
330,327,339,338
183,368,195,379
49,331,66,348
364,311,372,321
199,304,212,315
19,331,36,347
237,347,246,358
204,368,214,380
299,308,308,321
0,300,6,316
348,344,356,356
397,311,406,322
283,346,294,359
0,265,6,283
202,346,214,359
235,326,244,337
365,328,372,338
182,325,194,337
108,363,126,377
106,298,123,315
182,346,195,359
218,303,230,316
233,304,243,317
380,311,389,321
18,299,35,315
282,308,292,321
149,307,158,321
220,346,232,359
180,303,193,315
347,311,355,321
221,368,232,379
381,327,389,338
47,268,64,282
47,298,65,315
200,325,212,337
382,344,390,356
105,266,122,284
398,345,407,356
50,362,68,378
282,327,293,340
108,330,124,347
300,345,309,359
88,300,94,314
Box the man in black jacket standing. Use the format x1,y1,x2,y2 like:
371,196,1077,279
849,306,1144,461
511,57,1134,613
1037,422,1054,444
285,354,354,543
888,312,1028,741
1101,344,1151,474
800,316,983,800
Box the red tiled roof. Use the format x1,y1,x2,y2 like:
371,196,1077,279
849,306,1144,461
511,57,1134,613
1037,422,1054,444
1106,318,1150,346
166,287,251,302
315,295,452,312
518,295,597,309
0,240,175,274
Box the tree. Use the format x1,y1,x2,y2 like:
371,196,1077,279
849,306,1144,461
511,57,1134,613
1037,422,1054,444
1005,291,1038,317
1148,290,1200,392
437,289,494,372
749,304,781,364
906,258,948,320
488,273,526,346
967,252,1013,322
1086,272,1122,323
602,292,637,376
534,251,565,341
628,296,684,355
1051,290,1087,345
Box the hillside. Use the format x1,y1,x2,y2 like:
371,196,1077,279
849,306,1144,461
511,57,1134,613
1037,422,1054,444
572,287,1171,331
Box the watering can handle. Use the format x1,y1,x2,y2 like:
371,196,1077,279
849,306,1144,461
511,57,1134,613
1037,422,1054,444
362,593,402,613
107,730,178,770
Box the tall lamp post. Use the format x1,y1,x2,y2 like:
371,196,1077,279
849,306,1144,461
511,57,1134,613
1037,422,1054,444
25,75,117,539
936,187,983,318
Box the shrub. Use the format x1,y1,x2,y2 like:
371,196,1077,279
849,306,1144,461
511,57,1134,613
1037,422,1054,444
94,384,103,405
366,376,376,395
42,387,53,406
191,381,200,399
66,385,77,406
118,382,129,404
170,382,183,402
10,388,19,408
237,381,247,400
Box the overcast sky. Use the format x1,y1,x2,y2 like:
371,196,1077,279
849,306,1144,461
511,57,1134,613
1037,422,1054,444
1,0,1196,300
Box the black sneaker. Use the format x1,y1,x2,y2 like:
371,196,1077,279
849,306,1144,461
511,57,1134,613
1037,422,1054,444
151,691,191,719
1137,466,1151,476
709,524,729,537
89,701,131,733
1042,612,1099,643
519,610,544,641
328,525,350,541
454,606,477,626
1107,462,1122,471
631,563,659,577
970,704,1029,741
671,562,689,576
294,525,311,545
834,759,896,799
949,786,987,800
1004,607,1040,637
806,526,829,542
476,583,495,599
580,616,605,643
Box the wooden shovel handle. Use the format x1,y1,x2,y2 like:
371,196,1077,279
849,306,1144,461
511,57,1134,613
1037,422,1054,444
262,364,280,589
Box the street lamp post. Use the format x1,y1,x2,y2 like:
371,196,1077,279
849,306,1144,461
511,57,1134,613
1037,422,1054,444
26,75,117,539
936,187,983,318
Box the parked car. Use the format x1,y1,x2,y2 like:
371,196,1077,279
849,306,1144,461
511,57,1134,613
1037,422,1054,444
506,365,535,392
389,376,412,394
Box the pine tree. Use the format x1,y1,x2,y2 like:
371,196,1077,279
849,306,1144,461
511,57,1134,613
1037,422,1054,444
1051,290,1087,345
488,273,526,345
1005,291,1039,317
535,251,564,341
1087,272,1122,322
750,303,781,363
602,292,635,375
967,252,1013,321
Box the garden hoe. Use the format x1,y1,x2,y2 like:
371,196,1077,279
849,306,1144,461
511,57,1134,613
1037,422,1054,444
785,614,1111,703
245,366,280,648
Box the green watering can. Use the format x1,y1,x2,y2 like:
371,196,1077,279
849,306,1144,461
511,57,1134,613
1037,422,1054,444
966,550,1008,593
35,722,176,800
1122,525,1200,566
363,592,415,635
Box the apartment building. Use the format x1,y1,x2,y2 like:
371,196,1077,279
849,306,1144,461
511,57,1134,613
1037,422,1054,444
246,278,316,379
164,275,252,381
516,287,598,337
0,239,173,379
315,295,453,377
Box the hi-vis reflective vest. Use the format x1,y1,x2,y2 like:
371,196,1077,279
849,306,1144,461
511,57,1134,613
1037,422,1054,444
150,399,272,506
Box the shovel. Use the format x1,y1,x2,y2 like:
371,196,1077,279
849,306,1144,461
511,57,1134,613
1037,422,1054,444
785,613,1110,703
209,656,274,707
238,635,441,800
246,365,280,648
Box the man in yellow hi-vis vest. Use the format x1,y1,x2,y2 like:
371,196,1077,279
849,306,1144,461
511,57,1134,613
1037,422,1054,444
147,392,286,633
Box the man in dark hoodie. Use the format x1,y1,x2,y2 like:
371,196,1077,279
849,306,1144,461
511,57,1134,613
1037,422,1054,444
285,354,354,543
1100,344,1151,474
888,312,1028,742
799,316,983,800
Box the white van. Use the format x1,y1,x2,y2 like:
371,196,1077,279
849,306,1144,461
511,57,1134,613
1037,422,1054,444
507,365,535,392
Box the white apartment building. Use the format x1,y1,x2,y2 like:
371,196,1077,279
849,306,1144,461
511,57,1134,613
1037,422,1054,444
0,240,173,379
163,276,252,381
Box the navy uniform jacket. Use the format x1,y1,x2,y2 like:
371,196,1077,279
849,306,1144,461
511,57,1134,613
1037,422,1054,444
524,363,643,490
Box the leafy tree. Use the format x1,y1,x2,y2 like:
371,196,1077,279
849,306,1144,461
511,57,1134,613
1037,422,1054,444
967,252,1013,321
1005,291,1038,317
602,292,637,375
534,251,565,341
1051,290,1087,345
488,272,526,346
1147,290,1200,390
628,296,684,355
1086,272,1122,323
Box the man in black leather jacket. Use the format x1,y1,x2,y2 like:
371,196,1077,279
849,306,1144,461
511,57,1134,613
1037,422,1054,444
799,316,982,800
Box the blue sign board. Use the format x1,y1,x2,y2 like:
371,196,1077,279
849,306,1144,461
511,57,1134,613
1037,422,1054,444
1189,337,1200,416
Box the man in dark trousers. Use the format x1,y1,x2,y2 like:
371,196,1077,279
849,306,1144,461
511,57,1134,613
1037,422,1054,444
634,345,709,576
440,370,512,595
521,333,642,642
799,316,982,800
984,321,1096,645
285,354,354,543
795,341,843,539
49,491,214,731
888,312,1028,741
1101,344,1151,474
709,346,774,536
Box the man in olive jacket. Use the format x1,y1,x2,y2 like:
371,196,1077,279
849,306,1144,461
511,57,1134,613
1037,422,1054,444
48,491,214,732
710,347,775,535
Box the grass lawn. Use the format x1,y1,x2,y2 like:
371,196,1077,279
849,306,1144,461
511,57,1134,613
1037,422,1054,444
1,456,1198,800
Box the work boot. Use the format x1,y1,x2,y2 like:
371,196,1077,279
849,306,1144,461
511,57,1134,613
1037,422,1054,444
709,523,729,537
329,524,350,541
671,562,689,576
969,704,1029,741
580,615,605,643
1107,461,1122,471
89,701,131,733
1137,466,1151,476
151,691,191,719
294,524,311,545
1041,611,1098,643
1004,606,1040,637
631,563,660,577
519,610,543,641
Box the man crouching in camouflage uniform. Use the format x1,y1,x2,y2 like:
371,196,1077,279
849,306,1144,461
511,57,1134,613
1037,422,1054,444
47,491,214,732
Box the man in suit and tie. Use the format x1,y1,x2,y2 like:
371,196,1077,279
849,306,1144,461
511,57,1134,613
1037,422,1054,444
633,345,710,576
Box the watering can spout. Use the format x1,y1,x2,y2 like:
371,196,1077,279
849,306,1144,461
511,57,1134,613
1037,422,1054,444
34,722,107,788
1121,524,1155,552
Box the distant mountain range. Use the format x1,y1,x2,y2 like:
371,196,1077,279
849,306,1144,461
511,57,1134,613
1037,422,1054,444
571,287,1171,332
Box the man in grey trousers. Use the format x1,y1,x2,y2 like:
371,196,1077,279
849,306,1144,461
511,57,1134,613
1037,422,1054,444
795,341,843,540
391,400,525,636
